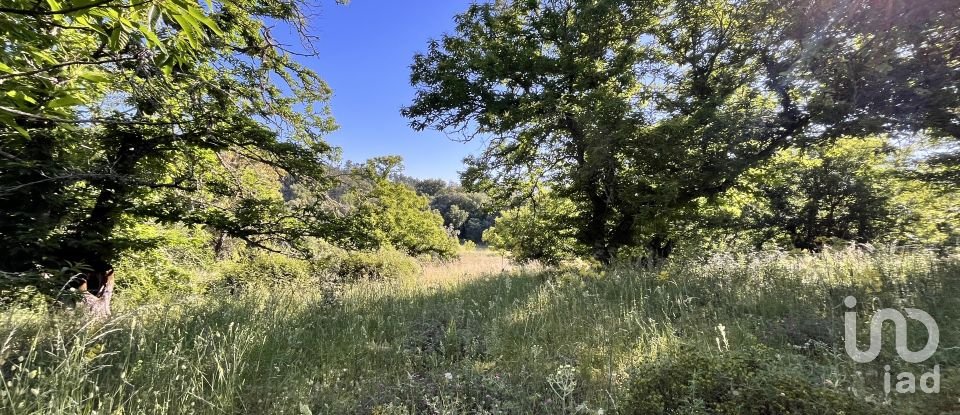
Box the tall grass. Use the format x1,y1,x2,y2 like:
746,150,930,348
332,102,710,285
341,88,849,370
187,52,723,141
0,250,957,414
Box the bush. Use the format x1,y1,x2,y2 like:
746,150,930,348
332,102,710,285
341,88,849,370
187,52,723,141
331,248,421,281
346,157,461,260
208,244,422,294
482,192,583,265
116,249,206,303
624,345,878,415
214,253,316,293
112,225,216,304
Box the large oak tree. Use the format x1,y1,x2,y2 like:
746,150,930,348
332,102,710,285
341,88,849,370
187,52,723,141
403,0,959,263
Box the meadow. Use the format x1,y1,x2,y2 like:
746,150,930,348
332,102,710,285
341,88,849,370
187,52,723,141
1,249,957,414
2,0,958,413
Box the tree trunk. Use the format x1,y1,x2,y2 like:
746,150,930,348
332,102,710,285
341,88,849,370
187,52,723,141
75,268,115,318
62,128,144,317
213,231,228,259
640,234,673,267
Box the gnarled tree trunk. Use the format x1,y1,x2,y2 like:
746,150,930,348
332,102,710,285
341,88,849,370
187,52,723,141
73,268,115,318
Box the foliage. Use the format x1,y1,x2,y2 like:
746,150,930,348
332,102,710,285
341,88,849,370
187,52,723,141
395,176,500,244
215,252,316,293
919,146,960,186
429,188,497,243
112,223,216,303
0,0,350,295
344,157,460,259
887,178,960,249
482,191,582,265
411,178,449,197
738,137,897,250
686,136,960,251
2,250,958,413
330,247,421,282
403,0,960,263
802,0,960,183
624,345,875,414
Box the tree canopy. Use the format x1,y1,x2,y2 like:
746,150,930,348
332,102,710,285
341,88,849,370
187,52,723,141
404,0,960,263
0,0,354,300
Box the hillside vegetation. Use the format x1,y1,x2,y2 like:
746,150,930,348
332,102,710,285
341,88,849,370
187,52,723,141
1,0,959,413
2,249,957,414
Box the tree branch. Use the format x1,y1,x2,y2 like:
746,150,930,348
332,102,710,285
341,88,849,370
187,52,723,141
0,0,140,16
0,57,129,81
0,106,181,126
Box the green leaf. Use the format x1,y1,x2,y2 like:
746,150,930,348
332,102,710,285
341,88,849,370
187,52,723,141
20,92,37,105
13,125,29,138
171,14,201,48
47,95,84,108
187,7,221,35
137,23,165,50
78,71,110,83
108,25,123,49
147,5,161,27
6,90,37,105
30,50,57,65
0,113,31,137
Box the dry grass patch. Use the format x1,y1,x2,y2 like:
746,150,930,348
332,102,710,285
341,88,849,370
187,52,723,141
418,248,540,286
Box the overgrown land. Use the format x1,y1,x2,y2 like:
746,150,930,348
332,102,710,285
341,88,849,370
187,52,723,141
1,0,959,414
2,249,959,414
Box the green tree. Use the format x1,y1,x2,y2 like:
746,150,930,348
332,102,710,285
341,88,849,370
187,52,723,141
429,189,496,243
0,0,348,314
346,157,460,259
739,137,896,250
781,0,960,187
403,0,959,264
412,178,449,197
482,190,582,265
693,136,960,252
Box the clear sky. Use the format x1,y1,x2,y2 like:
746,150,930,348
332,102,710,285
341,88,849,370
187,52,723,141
300,1,486,181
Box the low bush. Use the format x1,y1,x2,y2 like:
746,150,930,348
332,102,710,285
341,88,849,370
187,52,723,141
623,345,878,415
207,244,422,294
213,253,316,292
115,249,206,303
332,247,421,281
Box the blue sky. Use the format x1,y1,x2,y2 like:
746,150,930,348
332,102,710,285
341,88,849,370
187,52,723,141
301,1,486,181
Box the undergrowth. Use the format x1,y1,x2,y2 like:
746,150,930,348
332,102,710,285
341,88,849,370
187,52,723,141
0,250,957,414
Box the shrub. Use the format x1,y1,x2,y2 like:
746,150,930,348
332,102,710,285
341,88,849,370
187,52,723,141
332,248,421,281
214,253,315,292
116,249,205,303
623,345,879,415
482,191,583,266
110,224,216,304
209,244,422,293
346,157,461,260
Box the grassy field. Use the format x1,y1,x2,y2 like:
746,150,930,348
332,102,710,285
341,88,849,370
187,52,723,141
1,249,958,414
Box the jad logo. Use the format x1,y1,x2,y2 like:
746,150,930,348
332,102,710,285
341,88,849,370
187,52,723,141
844,296,941,394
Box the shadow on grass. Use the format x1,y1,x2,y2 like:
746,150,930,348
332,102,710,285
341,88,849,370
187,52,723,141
2,253,958,413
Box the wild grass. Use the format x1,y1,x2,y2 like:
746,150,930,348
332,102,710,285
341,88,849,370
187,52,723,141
418,248,540,286
0,249,957,414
